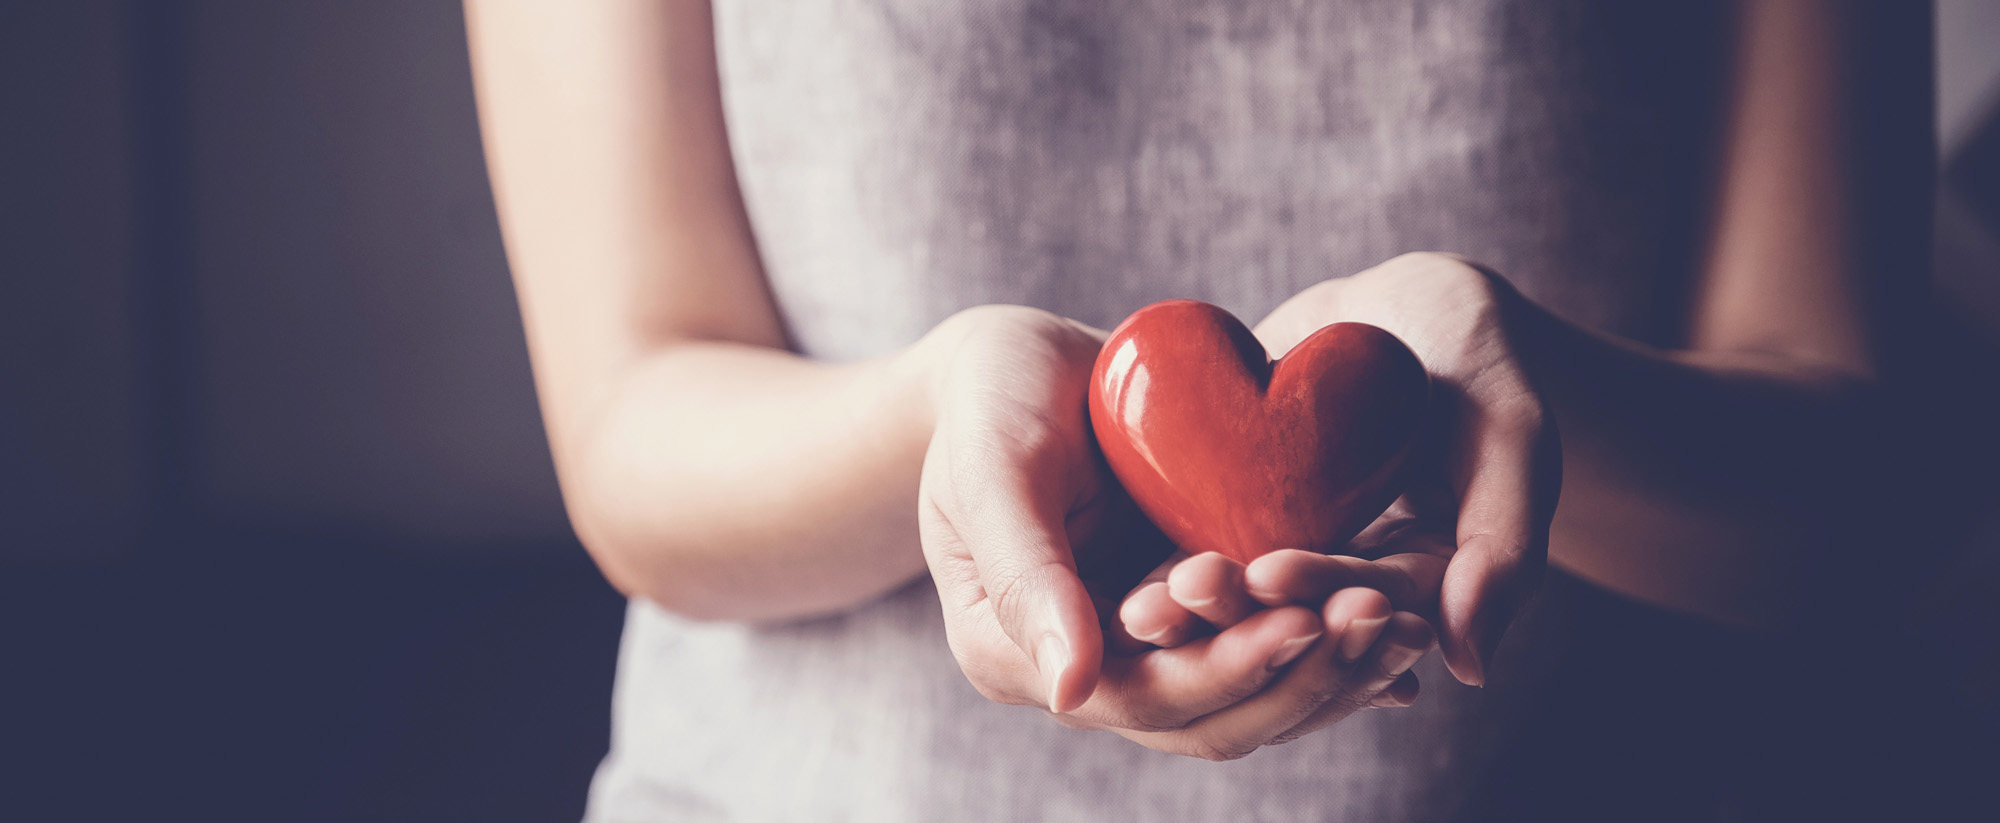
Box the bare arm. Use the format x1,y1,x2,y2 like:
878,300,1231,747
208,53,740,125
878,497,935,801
467,0,931,619
468,1,1443,756
1537,0,1931,629
1224,2,1931,677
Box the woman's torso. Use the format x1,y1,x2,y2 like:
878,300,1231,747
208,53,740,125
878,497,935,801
588,2,1732,820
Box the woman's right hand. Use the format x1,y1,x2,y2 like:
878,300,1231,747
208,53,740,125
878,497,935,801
917,305,1428,761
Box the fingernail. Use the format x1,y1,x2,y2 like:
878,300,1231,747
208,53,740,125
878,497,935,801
1468,601,1524,686
1472,625,1506,686
1242,573,1283,603
1124,615,1163,643
1369,692,1409,709
1458,633,1492,688
1381,643,1426,678
1266,631,1321,670
1039,634,1073,711
1336,616,1388,664
1130,623,1176,647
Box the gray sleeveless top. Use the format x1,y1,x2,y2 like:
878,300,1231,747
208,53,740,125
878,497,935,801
586,2,1728,820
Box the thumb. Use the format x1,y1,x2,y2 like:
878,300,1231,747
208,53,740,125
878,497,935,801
1438,399,1559,686
989,546,1103,713
926,421,1105,713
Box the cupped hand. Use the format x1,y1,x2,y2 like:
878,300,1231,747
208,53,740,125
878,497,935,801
1120,510,1455,649
1118,512,1454,724
917,305,1435,760
1120,547,1437,729
1248,252,1564,686
1105,540,1440,751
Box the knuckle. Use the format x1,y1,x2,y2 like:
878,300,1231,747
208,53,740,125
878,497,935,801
939,305,1097,374
938,304,1055,348
1390,250,1471,270
1381,252,1493,290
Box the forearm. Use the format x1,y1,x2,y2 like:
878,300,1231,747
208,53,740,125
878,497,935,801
467,0,945,620
1512,294,1881,630
1531,0,1930,631
566,337,943,621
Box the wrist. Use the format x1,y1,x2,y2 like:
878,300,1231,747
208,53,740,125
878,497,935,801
897,309,980,436
902,305,1107,427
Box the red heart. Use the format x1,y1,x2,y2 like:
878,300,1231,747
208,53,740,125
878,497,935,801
1088,300,1430,564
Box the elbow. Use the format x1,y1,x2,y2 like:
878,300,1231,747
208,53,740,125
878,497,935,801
551,419,916,624
552,423,749,621
564,498,653,601
562,489,743,622
571,515,648,601
565,494,847,624
573,527,747,622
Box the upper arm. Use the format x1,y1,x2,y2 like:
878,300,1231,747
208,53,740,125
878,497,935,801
465,0,783,460
1690,0,1933,378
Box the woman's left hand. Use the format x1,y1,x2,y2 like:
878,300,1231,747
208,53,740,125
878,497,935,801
1124,253,1563,688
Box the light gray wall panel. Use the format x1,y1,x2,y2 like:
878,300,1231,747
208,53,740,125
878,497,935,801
1940,0,2000,153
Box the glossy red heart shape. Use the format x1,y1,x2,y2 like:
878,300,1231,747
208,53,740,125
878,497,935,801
1088,300,1430,564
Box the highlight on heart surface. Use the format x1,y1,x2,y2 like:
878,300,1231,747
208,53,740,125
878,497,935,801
1087,300,1431,564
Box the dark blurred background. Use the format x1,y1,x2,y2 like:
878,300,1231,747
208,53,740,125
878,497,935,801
3,2,1999,822
4,4,615,821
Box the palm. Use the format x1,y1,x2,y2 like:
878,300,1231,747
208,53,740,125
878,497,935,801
920,305,1435,760
1246,254,1559,685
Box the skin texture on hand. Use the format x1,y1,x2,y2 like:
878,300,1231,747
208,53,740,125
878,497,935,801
1251,253,1563,687
916,305,1434,759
